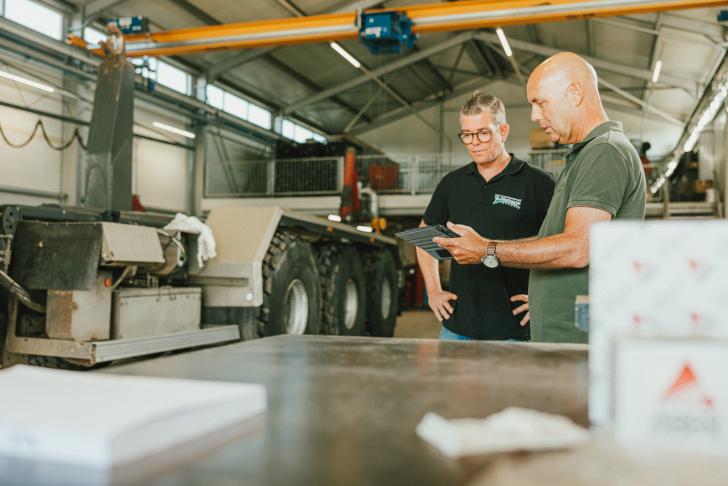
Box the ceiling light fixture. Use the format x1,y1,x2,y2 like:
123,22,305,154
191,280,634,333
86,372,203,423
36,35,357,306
650,76,728,194
330,42,361,69
496,28,512,57
651,60,663,83
0,69,54,93
152,121,196,139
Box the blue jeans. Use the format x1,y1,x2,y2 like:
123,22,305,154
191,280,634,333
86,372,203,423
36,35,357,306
439,326,523,342
438,326,473,341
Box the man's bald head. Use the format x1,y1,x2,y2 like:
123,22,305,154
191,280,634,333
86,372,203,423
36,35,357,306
529,52,598,92
527,52,608,145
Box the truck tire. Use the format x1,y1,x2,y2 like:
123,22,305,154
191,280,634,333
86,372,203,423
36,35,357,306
364,250,398,337
203,307,259,341
315,244,367,336
258,231,321,337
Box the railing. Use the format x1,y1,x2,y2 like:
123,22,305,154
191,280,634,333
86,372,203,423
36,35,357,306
205,149,571,198
205,156,343,197
527,149,568,179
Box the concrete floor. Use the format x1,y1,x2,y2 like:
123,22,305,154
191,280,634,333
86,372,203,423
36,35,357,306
393,309,440,339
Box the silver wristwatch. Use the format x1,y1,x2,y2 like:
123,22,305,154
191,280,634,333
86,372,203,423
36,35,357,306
481,241,499,268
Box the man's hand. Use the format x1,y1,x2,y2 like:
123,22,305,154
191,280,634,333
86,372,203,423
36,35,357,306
428,290,458,322
510,294,530,326
433,222,490,265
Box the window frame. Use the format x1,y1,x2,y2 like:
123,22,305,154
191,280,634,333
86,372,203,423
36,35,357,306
3,0,64,40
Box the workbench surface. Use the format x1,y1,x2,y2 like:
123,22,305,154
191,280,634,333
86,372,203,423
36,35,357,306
105,335,589,485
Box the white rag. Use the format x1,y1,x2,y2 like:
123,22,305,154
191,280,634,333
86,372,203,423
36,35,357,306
416,407,590,458
163,213,217,268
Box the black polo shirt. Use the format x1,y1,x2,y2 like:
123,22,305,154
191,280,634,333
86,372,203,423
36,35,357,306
423,155,555,340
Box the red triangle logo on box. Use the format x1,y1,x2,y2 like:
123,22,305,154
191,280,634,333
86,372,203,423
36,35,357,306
662,363,715,408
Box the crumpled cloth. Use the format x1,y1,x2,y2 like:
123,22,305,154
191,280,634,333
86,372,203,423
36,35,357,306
163,213,217,268
416,407,590,458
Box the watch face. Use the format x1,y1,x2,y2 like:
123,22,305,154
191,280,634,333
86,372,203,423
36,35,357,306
483,256,498,268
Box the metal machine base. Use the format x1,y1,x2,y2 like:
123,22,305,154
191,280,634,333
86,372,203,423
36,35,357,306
4,297,239,366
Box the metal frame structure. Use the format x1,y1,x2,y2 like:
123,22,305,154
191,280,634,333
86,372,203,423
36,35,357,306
104,0,728,57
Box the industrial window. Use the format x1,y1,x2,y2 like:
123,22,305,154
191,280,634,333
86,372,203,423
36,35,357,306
282,119,295,139
205,84,224,110
4,0,64,40
281,118,326,143
248,103,271,129
205,83,273,130
83,26,107,46
293,125,314,143
156,60,190,95
130,58,191,95
223,92,249,120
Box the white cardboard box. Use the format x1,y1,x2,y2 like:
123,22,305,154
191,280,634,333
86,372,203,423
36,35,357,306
589,221,728,426
614,338,728,455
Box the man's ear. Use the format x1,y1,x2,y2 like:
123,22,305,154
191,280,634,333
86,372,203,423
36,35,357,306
499,123,510,142
567,82,584,106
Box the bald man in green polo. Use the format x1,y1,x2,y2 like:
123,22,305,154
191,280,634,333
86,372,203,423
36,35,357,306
434,52,646,343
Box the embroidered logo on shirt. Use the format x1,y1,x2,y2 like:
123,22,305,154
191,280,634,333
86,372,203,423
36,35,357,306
493,194,522,210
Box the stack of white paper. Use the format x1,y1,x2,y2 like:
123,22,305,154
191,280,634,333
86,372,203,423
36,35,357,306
0,365,266,467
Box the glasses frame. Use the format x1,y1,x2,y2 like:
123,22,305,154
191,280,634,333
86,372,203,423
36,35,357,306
458,124,502,145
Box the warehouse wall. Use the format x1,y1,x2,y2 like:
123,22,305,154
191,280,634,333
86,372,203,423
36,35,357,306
0,67,196,212
203,127,274,199
0,66,66,207
132,105,194,212
360,80,682,168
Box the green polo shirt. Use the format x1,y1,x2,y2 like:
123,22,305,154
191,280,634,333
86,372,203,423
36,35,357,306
528,121,646,343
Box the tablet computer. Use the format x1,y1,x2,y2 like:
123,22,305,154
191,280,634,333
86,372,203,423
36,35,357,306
395,224,461,261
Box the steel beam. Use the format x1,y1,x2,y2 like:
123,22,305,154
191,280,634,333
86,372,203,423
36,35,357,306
350,77,488,135
264,56,371,122
586,20,595,57
284,32,473,115
207,48,276,81
83,0,127,18
598,77,684,126
120,0,728,58
411,45,453,93
291,27,700,117
465,40,497,78
642,14,663,113
473,31,698,93
593,16,722,48
0,17,100,67
166,1,362,131
207,0,387,82
446,44,467,85
351,72,685,136
170,0,221,26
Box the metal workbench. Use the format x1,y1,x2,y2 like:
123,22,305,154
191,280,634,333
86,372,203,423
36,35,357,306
102,335,589,485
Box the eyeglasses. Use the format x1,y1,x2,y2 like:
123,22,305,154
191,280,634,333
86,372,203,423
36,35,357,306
458,128,499,145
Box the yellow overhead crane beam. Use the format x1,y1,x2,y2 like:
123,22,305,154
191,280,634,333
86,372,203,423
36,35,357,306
78,0,728,57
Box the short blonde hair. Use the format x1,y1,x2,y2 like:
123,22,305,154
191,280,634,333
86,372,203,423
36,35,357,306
461,91,507,125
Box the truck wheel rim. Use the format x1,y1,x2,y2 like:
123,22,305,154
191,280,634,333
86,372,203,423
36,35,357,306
381,279,392,319
285,279,308,335
344,278,358,330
